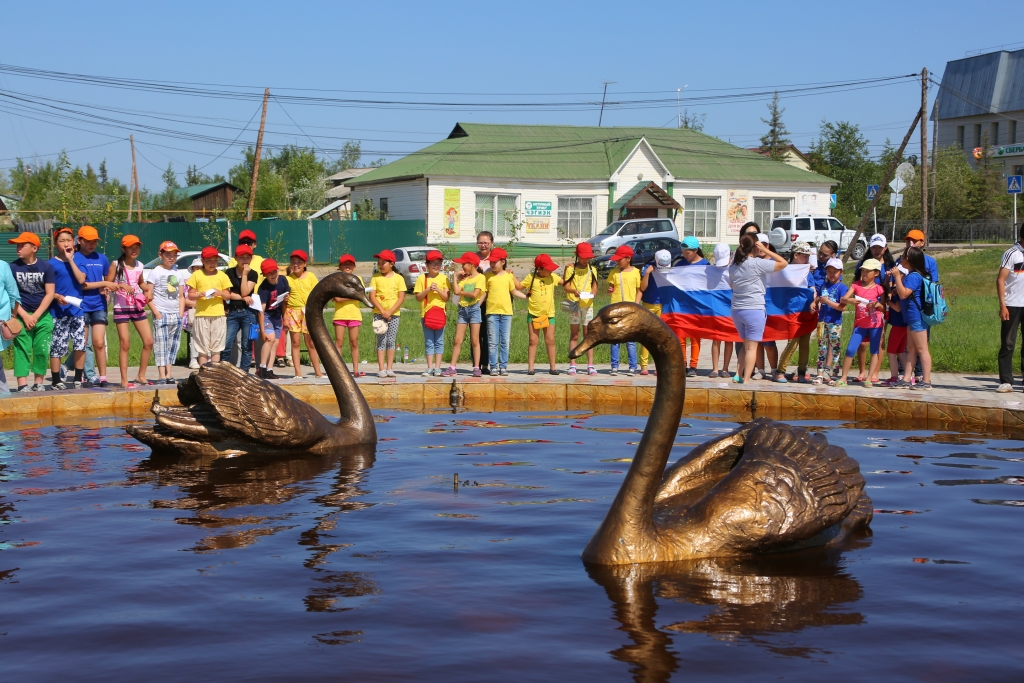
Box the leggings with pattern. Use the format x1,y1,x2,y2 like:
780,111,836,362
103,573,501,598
374,314,400,351
817,322,842,373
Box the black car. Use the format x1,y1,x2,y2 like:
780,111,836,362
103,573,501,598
592,236,684,276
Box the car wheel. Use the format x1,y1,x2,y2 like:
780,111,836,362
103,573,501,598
606,247,616,255
849,241,866,261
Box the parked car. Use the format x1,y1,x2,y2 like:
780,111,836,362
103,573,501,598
592,236,684,276
390,246,453,290
142,250,230,281
768,215,867,260
586,218,679,256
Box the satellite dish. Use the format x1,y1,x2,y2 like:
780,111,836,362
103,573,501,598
895,162,916,182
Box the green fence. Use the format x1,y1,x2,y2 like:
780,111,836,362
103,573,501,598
51,219,426,264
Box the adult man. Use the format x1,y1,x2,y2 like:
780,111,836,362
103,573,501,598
474,231,494,373
996,224,1024,393
904,229,938,382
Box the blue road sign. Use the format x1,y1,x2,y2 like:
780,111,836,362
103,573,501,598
830,194,837,209
867,184,879,200
1008,175,1023,194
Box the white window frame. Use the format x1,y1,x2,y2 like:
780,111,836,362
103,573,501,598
556,196,595,240
753,197,793,229
475,193,520,240
681,196,719,239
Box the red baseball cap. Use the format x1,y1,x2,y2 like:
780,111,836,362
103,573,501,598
534,253,559,271
8,231,40,247
453,251,480,266
158,240,180,253
425,249,444,262
200,246,219,260
260,258,279,275
612,245,635,260
487,247,508,262
575,242,594,259
338,253,356,265
235,244,253,257
290,249,308,262
238,229,257,242
373,249,396,263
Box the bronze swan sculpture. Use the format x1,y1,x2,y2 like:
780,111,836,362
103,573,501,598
127,272,377,457
569,302,871,565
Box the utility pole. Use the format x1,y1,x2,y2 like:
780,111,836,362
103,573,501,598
130,135,142,222
920,67,929,245
598,81,614,127
246,88,270,221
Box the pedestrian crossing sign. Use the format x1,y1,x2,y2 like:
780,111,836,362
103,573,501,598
1008,175,1023,194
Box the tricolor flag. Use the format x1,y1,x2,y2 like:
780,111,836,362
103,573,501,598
653,264,817,343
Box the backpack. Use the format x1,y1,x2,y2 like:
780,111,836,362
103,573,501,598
919,276,948,327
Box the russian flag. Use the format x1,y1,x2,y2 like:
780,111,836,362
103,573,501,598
653,264,817,343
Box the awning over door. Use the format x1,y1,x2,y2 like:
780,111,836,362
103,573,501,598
611,181,682,217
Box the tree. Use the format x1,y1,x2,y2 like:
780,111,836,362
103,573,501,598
679,109,706,132
808,120,874,225
98,159,108,189
184,164,225,187
759,92,791,161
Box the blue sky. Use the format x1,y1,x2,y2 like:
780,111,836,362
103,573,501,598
0,0,1018,190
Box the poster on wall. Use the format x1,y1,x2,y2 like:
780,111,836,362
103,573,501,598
798,192,819,215
726,190,749,236
524,200,551,234
443,189,460,238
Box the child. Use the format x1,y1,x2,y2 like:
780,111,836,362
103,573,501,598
74,226,114,388
256,259,290,379
106,234,154,388
709,243,733,378
413,250,450,376
332,254,365,377
483,247,518,376
563,242,598,376
48,228,88,390
776,241,817,384
9,232,55,391
882,265,908,387
892,247,933,390
145,240,186,384
519,254,562,375
446,252,486,377
223,244,259,373
184,258,202,370
367,249,406,378
284,250,323,379
836,258,885,387
606,245,641,375
814,257,848,385
185,246,232,366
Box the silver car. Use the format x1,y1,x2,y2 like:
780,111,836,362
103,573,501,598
391,246,452,291
142,250,230,282
586,218,679,255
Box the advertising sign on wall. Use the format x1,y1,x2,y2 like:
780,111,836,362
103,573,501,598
443,189,460,238
524,200,552,234
726,190,749,236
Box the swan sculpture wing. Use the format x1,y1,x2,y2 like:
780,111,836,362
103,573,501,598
655,419,763,504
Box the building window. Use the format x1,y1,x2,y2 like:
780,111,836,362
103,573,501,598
556,197,594,239
379,198,388,216
974,124,983,148
475,194,519,239
957,125,965,148
1012,120,1018,144
682,197,719,239
753,197,792,228
992,122,1000,146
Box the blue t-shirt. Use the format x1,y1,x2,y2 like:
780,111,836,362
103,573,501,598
640,264,661,305
258,277,291,324
10,258,55,314
74,251,110,313
818,280,848,324
901,272,924,326
48,257,84,318
812,263,829,293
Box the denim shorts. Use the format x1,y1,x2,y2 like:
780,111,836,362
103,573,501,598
263,317,283,337
458,304,482,325
731,308,767,342
83,309,108,326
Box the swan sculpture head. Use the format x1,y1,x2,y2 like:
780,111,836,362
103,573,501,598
327,271,374,310
569,302,660,358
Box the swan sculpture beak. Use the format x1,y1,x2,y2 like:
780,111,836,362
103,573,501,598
569,302,646,359
569,316,606,359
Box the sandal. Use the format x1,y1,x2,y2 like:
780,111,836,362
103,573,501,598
825,377,838,387
708,370,720,379
853,376,866,384
812,376,824,385
834,380,847,387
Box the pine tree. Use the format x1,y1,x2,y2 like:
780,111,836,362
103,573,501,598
760,92,792,162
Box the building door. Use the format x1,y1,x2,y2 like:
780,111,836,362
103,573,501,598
624,208,658,219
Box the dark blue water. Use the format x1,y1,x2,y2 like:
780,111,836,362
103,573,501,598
0,411,1022,682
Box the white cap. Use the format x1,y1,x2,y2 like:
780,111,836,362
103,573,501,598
713,243,731,266
190,258,203,269
654,249,673,270
869,233,887,248
826,257,844,270
756,233,769,244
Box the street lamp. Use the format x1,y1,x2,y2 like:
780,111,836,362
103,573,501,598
676,85,688,128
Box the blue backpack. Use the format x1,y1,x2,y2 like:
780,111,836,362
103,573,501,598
919,276,948,327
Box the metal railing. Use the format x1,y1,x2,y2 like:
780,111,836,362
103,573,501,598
881,219,1016,245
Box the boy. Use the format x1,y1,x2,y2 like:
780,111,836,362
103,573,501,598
48,228,88,390
74,225,114,387
9,232,56,391
606,244,642,375
256,259,290,379
185,246,232,365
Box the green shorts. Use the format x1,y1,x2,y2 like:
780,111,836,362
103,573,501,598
526,314,556,325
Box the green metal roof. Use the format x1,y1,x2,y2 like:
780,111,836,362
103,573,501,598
348,123,835,186
172,182,239,201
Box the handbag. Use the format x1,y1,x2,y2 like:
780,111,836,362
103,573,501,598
1,316,22,341
424,306,447,330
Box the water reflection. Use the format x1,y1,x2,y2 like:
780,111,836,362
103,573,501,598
587,544,868,683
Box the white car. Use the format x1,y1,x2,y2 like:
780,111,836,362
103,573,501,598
768,215,867,260
142,250,230,281
391,246,453,291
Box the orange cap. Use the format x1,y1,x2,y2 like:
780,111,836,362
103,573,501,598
905,229,925,242
158,240,180,253
121,234,142,248
8,232,40,247
77,225,100,241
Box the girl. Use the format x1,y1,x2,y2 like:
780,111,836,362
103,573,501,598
563,242,598,376
106,234,154,388
520,254,562,375
255,259,289,379
729,234,787,384
709,243,733,378
332,254,365,377
852,234,896,378
445,252,485,377
145,241,185,384
638,249,671,376
814,257,848,385
48,228,88,390
413,250,450,376
836,259,885,387
483,247,519,376
776,241,817,384
892,247,933,390
284,250,322,379
184,258,201,370
882,265,908,387
368,249,406,378
671,237,708,376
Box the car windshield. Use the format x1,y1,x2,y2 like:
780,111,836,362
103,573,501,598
598,222,625,236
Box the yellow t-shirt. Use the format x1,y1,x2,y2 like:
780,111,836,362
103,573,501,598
414,273,449,318
185,269,233,317
456,272,486,307
332,274,366,321
228,254,265,288
286,271,319,309
520,272,562,319
369,272,406,317
484,271,517,316
608,266,641,304
564,263,597,308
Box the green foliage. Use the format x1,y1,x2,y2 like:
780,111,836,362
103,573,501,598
679,109,706,132
184,164,225,187
263,228,289,263
809,121,874,225
351,196,384,221
759,92,791,162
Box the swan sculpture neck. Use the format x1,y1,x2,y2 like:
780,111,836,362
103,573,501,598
582,313,686,564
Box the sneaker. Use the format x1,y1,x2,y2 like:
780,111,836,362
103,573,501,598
526,369,535,375
263,370,279,380
188,360,200,370
997,383,1013,393
639,369,649,376
50,382,68,391
587,366,597,376
422,369,434,377
610,367,618,376
254,368,264,379
548,369,559,376
377,371,388,378
751,370,763,381
30,384,44,392
442,367,458,377
686,368,697,378
472,367,482,378
386,370,396,378
625,367,638,376
499,368,509,376
894,379,913,389
567,365,577,376
912,381,933,391
16,385,29,392
480,367,491,376
99,380,109,388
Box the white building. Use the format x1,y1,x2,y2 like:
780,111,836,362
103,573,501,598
347,123,835,247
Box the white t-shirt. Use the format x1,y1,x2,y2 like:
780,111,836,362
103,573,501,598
145,265,184,316
1001,244,1024,307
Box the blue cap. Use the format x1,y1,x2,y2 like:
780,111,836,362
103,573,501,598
681,236,700,250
